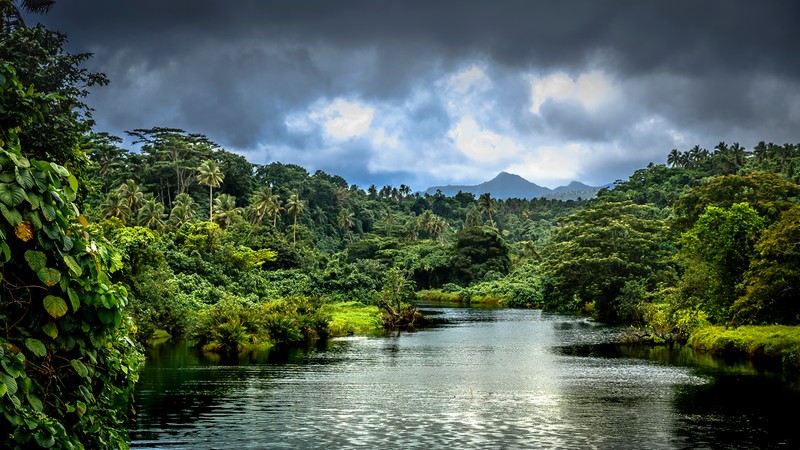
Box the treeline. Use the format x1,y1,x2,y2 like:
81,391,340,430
3,5,800,447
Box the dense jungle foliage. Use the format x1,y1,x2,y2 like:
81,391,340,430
2,2,800,447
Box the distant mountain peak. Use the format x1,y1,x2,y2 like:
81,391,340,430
425,173,604,200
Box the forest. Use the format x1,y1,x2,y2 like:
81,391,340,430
2,3,800,449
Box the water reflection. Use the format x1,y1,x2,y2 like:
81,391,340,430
131,308,800,449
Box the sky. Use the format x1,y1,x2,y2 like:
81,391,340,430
26,0,800,190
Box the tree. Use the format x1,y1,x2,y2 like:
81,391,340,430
250,186,275,228
478,193,496,226
732,205,800,325
0,23,108,191
101,190,132,224
0,61,140,448
337,209,355,243
286,192,304,248
196,159,224,223
126,128,218,202
212,193,241,229
541,200,670,322
137,197,166,230
168,192,196,226
678,203,766,323
667,149,681,168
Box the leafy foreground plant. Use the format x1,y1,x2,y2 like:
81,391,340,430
0,64,142,449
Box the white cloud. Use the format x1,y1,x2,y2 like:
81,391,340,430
449,117,523,162
286,97,375,141
530,70,615,115
505,143,589,186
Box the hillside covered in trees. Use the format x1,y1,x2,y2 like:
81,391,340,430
2,3,800,448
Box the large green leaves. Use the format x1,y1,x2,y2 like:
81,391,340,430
43,295,68,319
25,250,47,272
0,182,26,206
24,338,47,358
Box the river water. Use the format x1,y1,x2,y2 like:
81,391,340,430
130,307,800,449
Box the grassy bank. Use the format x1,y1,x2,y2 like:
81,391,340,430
688,325,800,372
321,301,383,336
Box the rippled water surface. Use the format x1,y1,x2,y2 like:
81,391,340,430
131,307,800,449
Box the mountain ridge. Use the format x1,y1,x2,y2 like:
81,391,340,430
425,172,606,200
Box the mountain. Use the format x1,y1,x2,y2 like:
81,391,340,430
424,172,605,200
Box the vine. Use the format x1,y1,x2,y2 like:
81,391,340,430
0,63,141,449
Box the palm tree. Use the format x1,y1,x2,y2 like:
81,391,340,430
267,194,283,228
168,193,196,226
250,186,274,228
285,193,304,248
337,209,355,242
138,198,166,230
196,159,224,223
212,193,241,229
117,179,143,216
478,193,496,225
2,0,55,30
101,191,132,224
667,149,681,168
429,215,448,243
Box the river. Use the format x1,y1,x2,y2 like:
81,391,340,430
130,307,800,449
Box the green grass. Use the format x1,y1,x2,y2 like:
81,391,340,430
321,301,383,337
416,289,464,304
688,325,800,372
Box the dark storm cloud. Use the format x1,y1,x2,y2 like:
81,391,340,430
25,0,800,188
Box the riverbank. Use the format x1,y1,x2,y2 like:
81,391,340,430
687,325,800,372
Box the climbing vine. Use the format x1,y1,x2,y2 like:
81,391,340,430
0,63,141,449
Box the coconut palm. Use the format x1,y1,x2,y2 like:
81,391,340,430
478,193,496,225
212,193,241,229
337,209,355,242
250,186,275,228
285,192,304,248
667,149,681,168
169,193,196,226
138,198,166,230
196,159,224,223
267,194,283,228
117,179,143,216
101,191,132,224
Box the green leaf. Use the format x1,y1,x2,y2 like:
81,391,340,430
26,394,43,412
63,255,82,276
0,241,9,262
0,182,26,207
8,393,21,409
41,201,56,221
0,203,22,226
0,381,6,397
34,430,55,448
2,374,17,396
62,234,73,252
14,167,34,189
37,268,61,287
64,185,76,202
49,162,70,177
2,359,20,378
43,295,68,319
67,174,78,192
67,287,80,312
8,152,30,168
24,338,46,358
75,400,86,417
42,322,58,339
70,359,88,378
25,250,47,272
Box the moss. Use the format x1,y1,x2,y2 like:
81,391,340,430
321,301,383,337
688,325,800,372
